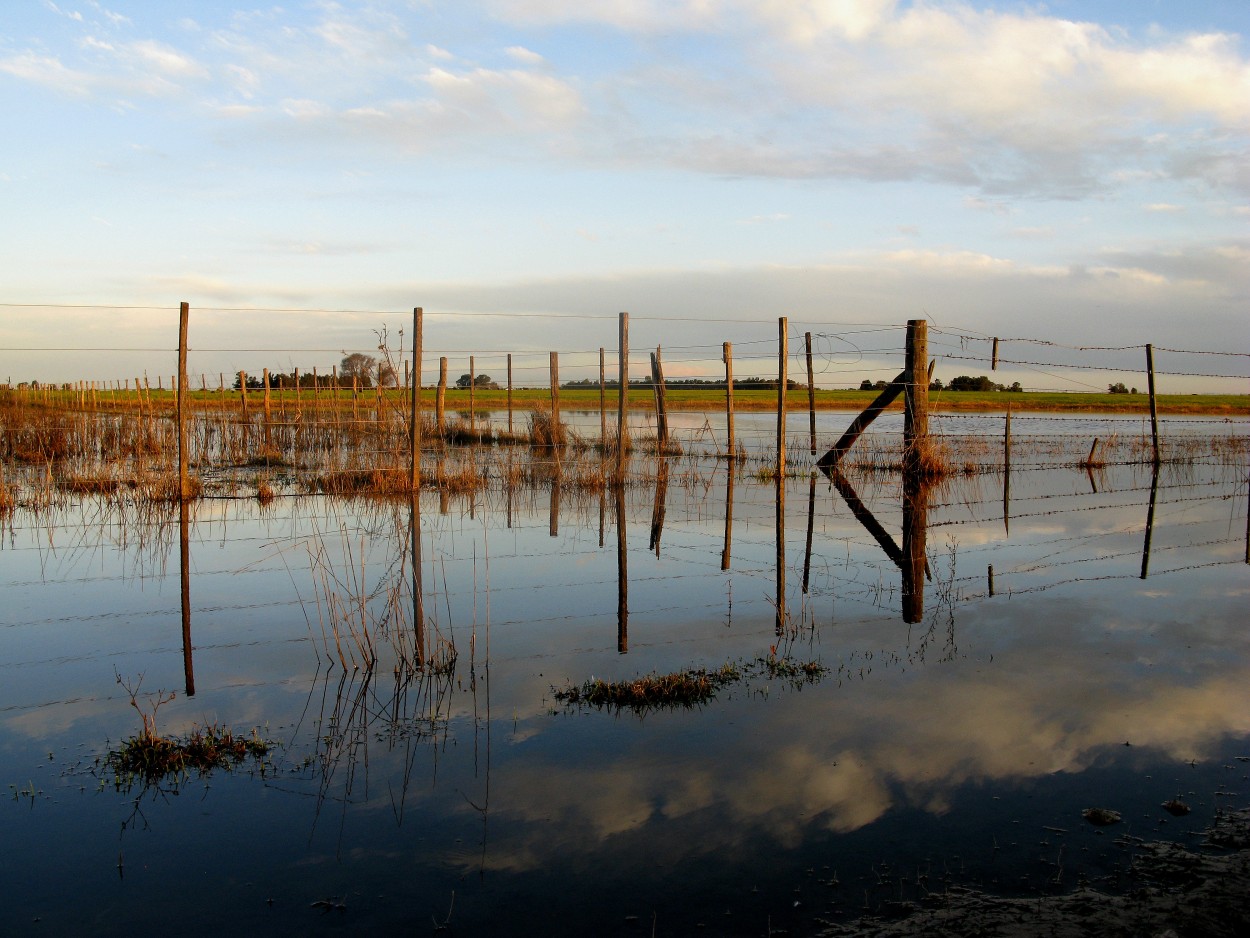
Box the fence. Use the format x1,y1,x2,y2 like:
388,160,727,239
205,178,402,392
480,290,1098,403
1,301,1247,502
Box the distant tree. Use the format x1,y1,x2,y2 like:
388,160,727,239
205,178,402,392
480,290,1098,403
949,375,998,392
1006,381,1023,392
929,378,944,391
377,362,398,388
456,373,497,389
232,373,263,390
1108,382,1129,394
340,353,377,388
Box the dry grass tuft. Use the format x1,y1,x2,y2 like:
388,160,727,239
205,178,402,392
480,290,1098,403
527,408,567,448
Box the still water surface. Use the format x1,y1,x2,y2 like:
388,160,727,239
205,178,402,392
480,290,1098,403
2,414,1247,936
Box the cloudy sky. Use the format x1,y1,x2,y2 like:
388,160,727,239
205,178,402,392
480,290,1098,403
1,0,1247,390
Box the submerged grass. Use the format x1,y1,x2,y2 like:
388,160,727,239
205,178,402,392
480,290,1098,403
105,723,271,788
553,655,830,713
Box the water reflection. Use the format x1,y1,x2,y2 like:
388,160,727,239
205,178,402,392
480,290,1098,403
822,467,931,624
1,431,1247,936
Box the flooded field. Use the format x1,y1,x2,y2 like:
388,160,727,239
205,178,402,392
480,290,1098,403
2,412,1248,936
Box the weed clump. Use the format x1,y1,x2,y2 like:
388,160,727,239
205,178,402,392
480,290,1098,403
106,724,271,788
554,665,741,711
104,672,271,789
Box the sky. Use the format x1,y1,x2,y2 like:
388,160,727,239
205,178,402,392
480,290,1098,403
1,0,1247,391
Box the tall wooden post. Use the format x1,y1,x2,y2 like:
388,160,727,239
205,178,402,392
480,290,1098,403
617,312,629,476
177,302,189,500
651,346,668,451
1146,344,1160,466
469,355,476,438
723,342,735,459
903,319,928,474
506,353,513,434
410,307,422,489
549,352,560,434
437,357,447,437
599,347,606,449
805,331,816,456
777,318,788,475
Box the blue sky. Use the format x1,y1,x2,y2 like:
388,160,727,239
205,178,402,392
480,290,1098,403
1,0,1247,390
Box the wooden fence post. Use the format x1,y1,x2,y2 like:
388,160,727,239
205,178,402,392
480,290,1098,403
617,312,629,476
1146,344,1160,465
805,331,816,456
437,357,447,438
549,352,560,434
777,318,788,475
723,341,735,459
506,353,513,435
177,302,189,500
599,347,606,448
469,355,476,438
651,346,668,451
903,319,928,474
411,306,422,489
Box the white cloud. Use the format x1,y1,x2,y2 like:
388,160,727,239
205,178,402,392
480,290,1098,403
505,45,545,65
0,52,94,96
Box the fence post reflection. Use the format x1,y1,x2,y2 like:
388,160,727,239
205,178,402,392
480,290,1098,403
722,463,734,571
615,483,628,654
802,473,816,594
410,492,425,666
1141,464,1160,580
775,471,786,634
902,472,929,624
649,460,669,556
179,498,195,697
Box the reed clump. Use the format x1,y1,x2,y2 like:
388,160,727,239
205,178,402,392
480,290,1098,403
310,468,412,496
527,408,567,448
553,664,741,711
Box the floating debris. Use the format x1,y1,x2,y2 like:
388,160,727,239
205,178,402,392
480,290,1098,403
1082,807,1122,826
1163,799,1191,816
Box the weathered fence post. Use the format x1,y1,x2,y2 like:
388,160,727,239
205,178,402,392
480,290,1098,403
777,318,788,475
1146,343,1160,465
723,341,735,459
617,312,629,476
437,358,447,438
651,346,668,452
177,302,189,500
903,319,928,474
805,331,816,456
599,347,606,449
469,355,476,438
549,352,560,434
991,337,999,371
507,353,514,435
410,306,422,490
238,372,248,418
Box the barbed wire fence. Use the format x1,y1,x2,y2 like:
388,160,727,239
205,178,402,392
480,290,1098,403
1,302,1247,495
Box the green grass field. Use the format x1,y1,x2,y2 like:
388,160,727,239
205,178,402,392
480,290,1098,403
15,385,1247,415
